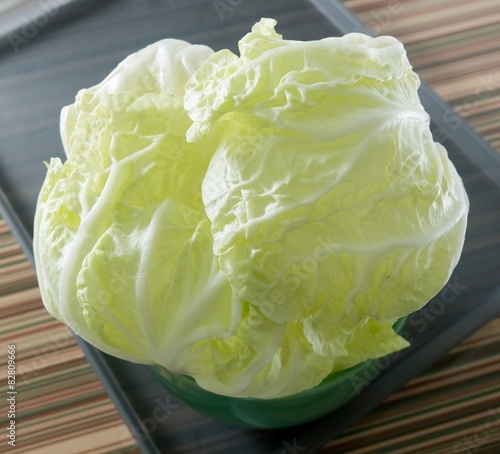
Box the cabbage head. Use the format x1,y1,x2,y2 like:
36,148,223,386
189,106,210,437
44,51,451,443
34,19,469,398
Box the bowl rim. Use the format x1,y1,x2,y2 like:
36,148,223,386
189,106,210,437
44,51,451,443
149,315,408,402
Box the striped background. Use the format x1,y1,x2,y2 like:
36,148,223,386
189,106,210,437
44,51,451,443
324,1,500,452
346,0,500,151
0,219,139,453
1,0,499,452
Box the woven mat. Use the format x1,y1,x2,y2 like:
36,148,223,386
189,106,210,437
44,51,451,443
1,0,500,452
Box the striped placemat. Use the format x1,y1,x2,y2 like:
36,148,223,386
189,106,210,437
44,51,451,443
321,316,500,453
321,1,500,452
344,0,500,151
2,222,499,454
1,0,500,452
0,219,140,453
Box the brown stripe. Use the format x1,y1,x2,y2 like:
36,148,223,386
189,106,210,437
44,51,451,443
323,1,500,451
0,217,138,453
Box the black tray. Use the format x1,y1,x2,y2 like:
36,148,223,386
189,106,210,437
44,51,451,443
1,1,500,452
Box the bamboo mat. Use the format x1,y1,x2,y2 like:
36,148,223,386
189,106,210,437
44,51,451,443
1,0,500,453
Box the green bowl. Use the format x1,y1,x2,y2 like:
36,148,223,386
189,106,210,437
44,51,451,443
149,317,407,429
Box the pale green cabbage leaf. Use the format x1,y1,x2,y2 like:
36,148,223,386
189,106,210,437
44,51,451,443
34,19,469,398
